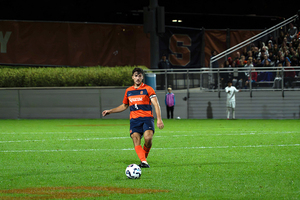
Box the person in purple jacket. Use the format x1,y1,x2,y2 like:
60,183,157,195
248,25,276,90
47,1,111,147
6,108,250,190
165,87,175,119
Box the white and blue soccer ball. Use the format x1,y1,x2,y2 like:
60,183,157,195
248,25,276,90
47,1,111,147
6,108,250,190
125,164,142,179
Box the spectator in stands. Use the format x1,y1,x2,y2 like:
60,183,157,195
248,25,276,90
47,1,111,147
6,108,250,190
280,40,288,53
262,45,269,57
283,57,291,66
244,68,257,89
158,54,170,90
286,32,292,44
292,37,299,49
291,56,299,76
273,63,283,89
234,51,241,60
239,57,253,88
234,52,241,66
276,55,285,67
239,55,246,67
261,54,271,65
244,57,254,68
224,59,231,68
267,34,276,45
284,59,296,88
158,54,170,69
257,48,268,60
255,58,263,67
290,48,297,59
278,31,285,46
246,50,253,60
267,41,273,53
259,59,273,82
273,43,279,56
232,61,244,89
219,64,229,89
242,48,248,57
253,47,260,60
227,57,233,66
268,52,275,65
288,23,298,40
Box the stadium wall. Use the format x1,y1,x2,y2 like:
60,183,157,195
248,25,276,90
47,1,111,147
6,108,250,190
0,20,262,68
0,88,186,119
0,89,299,119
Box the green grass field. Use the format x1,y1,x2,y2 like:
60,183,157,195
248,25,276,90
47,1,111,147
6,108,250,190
1,119,299,199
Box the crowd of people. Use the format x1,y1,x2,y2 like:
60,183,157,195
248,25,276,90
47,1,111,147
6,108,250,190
214,23,300,89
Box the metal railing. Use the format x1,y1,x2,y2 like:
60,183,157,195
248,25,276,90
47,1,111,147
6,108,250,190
145,66,300,98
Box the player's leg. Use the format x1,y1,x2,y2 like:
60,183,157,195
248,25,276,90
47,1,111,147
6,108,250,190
143,130,154,158
170,106,174,119
131,132,147,163
166,106,170,119
232,101,236,119
130,119,148,165
226,100,231,119
139,118,155,168
227,107,230,119
232,108,235,119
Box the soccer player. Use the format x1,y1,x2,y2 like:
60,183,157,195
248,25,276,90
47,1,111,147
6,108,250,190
225,80,241,119
102,68,164,168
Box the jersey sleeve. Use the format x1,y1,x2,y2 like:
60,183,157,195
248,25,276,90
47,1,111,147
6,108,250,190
147,86,156,99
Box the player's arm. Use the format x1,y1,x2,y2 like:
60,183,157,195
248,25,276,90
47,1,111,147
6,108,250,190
150,96,164,129
102,103,129,117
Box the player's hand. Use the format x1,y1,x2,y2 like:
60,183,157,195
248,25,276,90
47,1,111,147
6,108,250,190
102,110,111,117
157,120,164,129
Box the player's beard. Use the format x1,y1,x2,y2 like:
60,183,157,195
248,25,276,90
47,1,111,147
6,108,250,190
135,79,142,87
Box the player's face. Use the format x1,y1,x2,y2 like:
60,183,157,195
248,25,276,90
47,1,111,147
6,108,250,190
132,72,143,86
228,82,232,87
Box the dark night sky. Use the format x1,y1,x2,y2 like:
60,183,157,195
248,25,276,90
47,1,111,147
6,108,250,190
1,1,299,29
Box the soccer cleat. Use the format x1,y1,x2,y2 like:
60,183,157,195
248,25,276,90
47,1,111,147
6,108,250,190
138,161,150,168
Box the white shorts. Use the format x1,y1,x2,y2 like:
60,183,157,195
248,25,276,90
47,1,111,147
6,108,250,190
226,100,236,108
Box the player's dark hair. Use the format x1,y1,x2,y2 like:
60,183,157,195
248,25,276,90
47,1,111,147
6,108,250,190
132,68,144,76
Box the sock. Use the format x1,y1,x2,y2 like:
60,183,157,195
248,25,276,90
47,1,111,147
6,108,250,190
232,108,235,119
143,145,151,158
134,145,147,162
227,108,230,119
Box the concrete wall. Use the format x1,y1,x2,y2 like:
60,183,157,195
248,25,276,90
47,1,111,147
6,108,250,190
189,90,300,119
0,88,299,119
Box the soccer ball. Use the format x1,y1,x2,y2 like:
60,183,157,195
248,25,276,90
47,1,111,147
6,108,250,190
176,116,181,119
125,164,142,179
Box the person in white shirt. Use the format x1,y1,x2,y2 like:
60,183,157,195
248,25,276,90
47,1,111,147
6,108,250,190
225,80,241,119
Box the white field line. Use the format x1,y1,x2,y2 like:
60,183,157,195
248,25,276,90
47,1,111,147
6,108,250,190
0,144,299,153
0,131,297,143
0,140,45,143
0,131,297,135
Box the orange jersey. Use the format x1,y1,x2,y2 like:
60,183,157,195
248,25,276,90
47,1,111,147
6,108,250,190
123,83,156,119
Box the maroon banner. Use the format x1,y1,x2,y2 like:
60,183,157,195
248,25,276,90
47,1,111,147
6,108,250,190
204,30,262,67
0,20,150,67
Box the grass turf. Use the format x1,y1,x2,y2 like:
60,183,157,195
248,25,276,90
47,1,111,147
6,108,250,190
0,119,299,199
